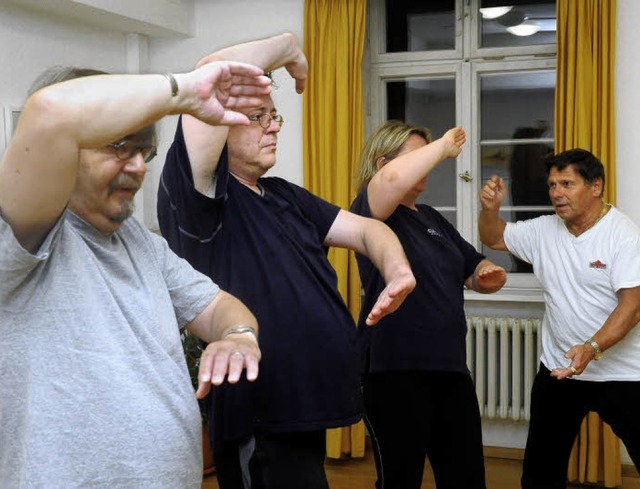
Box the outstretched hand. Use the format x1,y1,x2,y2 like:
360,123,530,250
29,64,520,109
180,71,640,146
189,60,272,125
195,335,261,399
551,344,596,380
475,264,507,292
365,270,416,326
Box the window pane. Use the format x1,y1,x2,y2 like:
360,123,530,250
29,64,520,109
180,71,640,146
480,209,554,273
385,0,455,53
481,71,555,141
479,69,555,272
429,209,456,228
479,71,554,204
386,78,457,210
479,1,556,48
480,140,554,207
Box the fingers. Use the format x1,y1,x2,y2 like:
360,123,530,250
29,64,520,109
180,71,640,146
220,60,266,78
286,65,308,94
365,275,416,326
224,94,270,110
480,175,506,208
214,110,254,126
195,340,261,398
482,176,502,195
231,73,273,87
476,266,507,291
551,364,583,380
227,78,273,96
285,50,309,94
550,346,589,380
550,367,574,380
443,127,466,154
477,266,507,281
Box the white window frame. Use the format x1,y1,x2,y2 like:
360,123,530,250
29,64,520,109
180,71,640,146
366,0,556,302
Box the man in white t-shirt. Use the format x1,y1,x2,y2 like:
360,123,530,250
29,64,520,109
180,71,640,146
478,148,640,489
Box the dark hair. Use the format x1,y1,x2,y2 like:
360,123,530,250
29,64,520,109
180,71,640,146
544,148,605,187
27,66,157,146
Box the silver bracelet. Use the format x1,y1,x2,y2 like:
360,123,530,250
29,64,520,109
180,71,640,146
222,325,257,340
163,73,178,97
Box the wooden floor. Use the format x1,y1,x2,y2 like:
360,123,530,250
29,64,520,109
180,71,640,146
202,447,640,489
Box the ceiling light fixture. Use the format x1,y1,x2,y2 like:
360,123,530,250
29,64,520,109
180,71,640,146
479,6,514,19
506,19,542,36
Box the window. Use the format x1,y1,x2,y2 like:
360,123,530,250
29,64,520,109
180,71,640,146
366,0,556,296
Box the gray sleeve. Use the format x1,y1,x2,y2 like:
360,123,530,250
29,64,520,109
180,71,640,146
148,230,220,328
0,211,64,298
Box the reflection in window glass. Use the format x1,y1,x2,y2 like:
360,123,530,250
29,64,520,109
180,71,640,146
480,211,555,273
481,71,555,140
479,69,556,272
385,0,455,53
436,210,457,228
387,78,456,209
479,0,556,48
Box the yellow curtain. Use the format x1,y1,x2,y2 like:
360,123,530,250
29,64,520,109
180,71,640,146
303,0,368,459
556,1,621,486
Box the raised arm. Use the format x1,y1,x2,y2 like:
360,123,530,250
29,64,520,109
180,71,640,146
182,32,308,195
324,210,416,326
368,127,466,220
478,175,509,251
0,62,270,252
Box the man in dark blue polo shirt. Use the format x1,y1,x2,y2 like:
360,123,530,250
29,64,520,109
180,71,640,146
158,33,416,489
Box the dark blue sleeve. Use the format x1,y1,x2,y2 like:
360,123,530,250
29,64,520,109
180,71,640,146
266,177,341,244
157,117,228,255
349,187,372,218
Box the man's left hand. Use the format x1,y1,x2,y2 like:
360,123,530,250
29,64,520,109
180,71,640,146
195,336,261,398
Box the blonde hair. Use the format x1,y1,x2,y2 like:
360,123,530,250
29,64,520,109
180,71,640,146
355,120,432,192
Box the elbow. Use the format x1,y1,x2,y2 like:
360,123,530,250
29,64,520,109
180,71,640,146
22,89,70,135
479,233,500,250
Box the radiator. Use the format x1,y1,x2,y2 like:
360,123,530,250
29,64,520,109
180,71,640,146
466,316,542,421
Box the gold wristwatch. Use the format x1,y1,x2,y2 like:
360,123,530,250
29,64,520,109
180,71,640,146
585,337,603,360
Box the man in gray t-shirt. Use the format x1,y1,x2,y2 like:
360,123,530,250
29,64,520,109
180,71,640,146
0,62,269,487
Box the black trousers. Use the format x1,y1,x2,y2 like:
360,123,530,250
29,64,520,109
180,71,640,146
363,370,486,489
521,364,640,489
214,430,329,489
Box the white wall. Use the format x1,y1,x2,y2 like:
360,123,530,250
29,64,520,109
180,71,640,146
615,0,640,226
0,3,128,108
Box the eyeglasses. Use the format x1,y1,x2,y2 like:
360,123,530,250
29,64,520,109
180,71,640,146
248,113,284,129
108,138,158,163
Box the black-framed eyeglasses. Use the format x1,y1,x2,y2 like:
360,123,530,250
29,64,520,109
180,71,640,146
248,113,284,129
108,138,158,163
